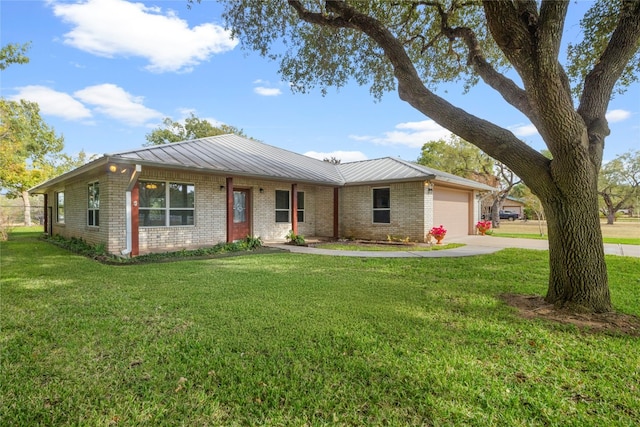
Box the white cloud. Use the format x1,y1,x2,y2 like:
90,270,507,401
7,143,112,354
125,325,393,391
606,109,631,123
510,123,539,137
51,0,238,73
74,84,162,126
348,134,373,142
395,120,445,132
349,120,452,148
254,86,282,96
304,150,368,163
10,85,92,120
252,79,283,96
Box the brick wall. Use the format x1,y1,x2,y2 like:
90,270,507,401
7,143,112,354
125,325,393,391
137,168,226,253
248,182,335,241
47,169,111,249
339,181,427,242
135,170,340,251
43,165,448,253
314,186,336,237
424,185,434,238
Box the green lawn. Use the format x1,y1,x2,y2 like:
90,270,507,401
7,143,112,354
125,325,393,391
313,242,464,251
2,230,639,426
489,231,639,245
489,221,640,245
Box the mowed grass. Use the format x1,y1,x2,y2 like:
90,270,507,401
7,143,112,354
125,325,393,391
492,219,640,245
1,230,639,426
313,242,465,251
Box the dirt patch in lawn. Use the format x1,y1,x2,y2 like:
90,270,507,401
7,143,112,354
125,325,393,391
501,293,640,337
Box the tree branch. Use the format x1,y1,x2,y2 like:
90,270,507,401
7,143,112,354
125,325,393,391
440,23,535,121
409,1,536,121
578,0,640,168
287,0,552,191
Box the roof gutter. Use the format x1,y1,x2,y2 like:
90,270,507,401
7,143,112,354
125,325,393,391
29,156,110,194
433,176,497,192
341,174,436,187
123,159,345,187
28,155,150,194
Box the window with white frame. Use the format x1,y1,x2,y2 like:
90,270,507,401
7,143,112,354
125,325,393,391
87,182,100,226
372,187,390,224
56,192,64,223
139,181,195,227
297,191,305,223
275,190,289,223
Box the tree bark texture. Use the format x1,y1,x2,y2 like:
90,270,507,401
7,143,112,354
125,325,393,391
543,189,611,312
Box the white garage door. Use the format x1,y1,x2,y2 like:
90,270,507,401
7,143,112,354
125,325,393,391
433,187,471,237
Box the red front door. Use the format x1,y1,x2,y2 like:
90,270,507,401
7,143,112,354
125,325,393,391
231,189,251,240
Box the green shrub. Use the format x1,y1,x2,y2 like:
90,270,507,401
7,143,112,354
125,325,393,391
43,234,264,264
285,230,306,245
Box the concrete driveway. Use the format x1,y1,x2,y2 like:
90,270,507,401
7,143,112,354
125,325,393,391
268,235,640,258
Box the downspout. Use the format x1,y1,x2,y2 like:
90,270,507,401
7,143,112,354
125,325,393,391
122,164,141,256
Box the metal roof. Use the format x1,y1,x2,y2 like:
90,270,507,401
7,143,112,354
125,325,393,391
337,157,496,190
109,134,344,185
30,134,496,192
337,157,434,184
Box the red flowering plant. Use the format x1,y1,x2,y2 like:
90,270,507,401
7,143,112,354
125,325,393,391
429,225,447,239
476,220,492,234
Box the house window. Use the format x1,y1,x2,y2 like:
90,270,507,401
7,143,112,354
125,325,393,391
275,190,290,223
56,192,64,223
139,181,195,227
297,191,305,223
87,182,100,226
372,187,390,224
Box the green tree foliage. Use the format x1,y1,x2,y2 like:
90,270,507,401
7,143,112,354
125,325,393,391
0,42,30,70
204,0,640,312
323,156,341,164
145,113,248,146
567,1,640,97
598,150,640,224
0,99,64,225
417,136,496,185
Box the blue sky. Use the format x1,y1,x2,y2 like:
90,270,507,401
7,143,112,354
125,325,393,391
2,0,638,164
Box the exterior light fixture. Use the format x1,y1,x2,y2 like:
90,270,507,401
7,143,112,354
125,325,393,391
259,188,264,193
220,185,225,191
108,164,129,174
425,181,434,194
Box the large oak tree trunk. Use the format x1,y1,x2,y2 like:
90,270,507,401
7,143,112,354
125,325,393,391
543,190,611,313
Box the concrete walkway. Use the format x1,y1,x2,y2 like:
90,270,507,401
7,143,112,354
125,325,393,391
267,235,640,258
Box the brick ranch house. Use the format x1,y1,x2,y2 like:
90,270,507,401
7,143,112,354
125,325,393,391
29,134,495,256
